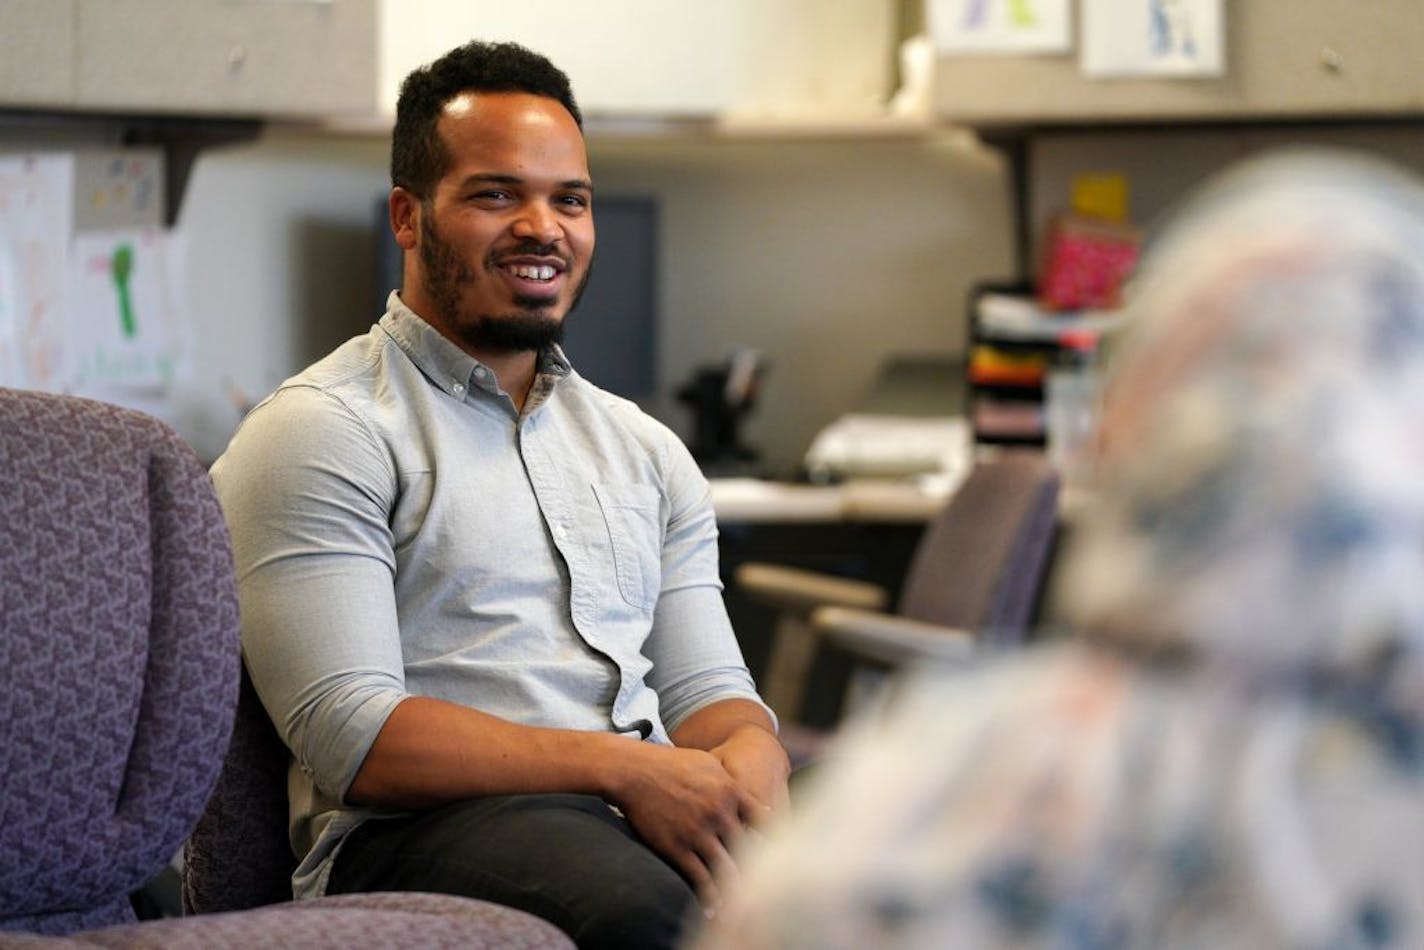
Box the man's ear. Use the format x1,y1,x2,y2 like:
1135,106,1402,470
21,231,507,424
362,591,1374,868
390,187,420,251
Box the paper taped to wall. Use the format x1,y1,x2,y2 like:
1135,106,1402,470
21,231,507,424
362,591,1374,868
0,154,73,393
1081,0,1225,78
930,0,1072,56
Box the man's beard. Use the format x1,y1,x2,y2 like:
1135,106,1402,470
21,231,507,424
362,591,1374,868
419,213,590,353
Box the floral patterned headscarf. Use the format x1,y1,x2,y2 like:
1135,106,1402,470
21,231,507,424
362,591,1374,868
695,151,1424,950
1059,149,1424,694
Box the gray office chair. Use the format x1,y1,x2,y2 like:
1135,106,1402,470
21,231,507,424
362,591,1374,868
736,451,1060,761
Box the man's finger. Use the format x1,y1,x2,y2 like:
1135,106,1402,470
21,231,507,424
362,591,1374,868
735,789,775,829
698,835,738,916
742,797,776,827
672,847,719,916
692,862,723,917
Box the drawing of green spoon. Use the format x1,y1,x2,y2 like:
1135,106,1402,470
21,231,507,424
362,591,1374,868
111,243,137,339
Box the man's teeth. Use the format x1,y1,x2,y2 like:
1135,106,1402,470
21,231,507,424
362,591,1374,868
508,264,556,281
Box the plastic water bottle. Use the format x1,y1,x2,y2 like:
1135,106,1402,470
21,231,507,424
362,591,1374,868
1045,328,1100,489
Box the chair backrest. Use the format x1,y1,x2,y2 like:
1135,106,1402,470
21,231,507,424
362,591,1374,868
183,665,299,913
0,388,240,936
896,451,1060,646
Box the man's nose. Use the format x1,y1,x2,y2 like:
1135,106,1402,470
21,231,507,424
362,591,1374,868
511,202,561,245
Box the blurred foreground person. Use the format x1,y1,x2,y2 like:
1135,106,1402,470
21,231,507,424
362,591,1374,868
695,150,1424,949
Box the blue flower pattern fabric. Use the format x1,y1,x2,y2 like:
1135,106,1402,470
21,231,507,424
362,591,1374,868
694,151,1424,949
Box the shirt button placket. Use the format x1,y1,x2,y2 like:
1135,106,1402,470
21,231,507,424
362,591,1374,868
524,418,596,641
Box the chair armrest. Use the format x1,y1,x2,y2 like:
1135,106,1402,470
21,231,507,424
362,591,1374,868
734,562,889,616
809,605,975,667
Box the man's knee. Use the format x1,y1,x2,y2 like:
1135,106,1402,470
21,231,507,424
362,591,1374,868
567,864,696,950
331,795,699,947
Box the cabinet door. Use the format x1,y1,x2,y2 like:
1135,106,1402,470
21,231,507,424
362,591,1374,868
933,0,1424,124
0,0,76,108
76,0,376,117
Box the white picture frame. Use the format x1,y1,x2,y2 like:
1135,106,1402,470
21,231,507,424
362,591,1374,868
930,0,1073,56
1081,0,1226,78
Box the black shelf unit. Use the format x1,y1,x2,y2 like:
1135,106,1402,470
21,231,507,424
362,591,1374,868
967,281,1052,447
966,280,1127,448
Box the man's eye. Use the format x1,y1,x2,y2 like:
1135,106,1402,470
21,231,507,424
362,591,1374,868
558,194,589,210
472,190,511,202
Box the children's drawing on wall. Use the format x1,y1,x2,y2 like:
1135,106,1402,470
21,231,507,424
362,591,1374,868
1082,0,1224,77
0,154,73,393
1151,0,1196,59
960,0,1037,30
87,154,160,228
69,227,185,401
0,149,187,421
930,0,1071,55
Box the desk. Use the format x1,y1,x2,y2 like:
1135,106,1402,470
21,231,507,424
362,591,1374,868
708,473,964,524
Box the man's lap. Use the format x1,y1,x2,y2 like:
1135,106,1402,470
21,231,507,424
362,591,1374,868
327,793,697,949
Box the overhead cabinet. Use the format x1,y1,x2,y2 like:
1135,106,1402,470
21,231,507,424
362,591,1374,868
2,0,895,124
0,0,377,117
0,0,76,108
76,0,377,117
933,0,1424,126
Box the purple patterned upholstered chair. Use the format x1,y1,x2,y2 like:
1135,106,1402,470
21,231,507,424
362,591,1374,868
182,666,298,914
0,388,239,937
0,389,571,949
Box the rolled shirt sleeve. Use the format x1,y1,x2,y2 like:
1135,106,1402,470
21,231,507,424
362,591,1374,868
642,430,775,735
212,385,408,802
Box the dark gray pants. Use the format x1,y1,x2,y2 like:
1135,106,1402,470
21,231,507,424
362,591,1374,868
327,793,698,949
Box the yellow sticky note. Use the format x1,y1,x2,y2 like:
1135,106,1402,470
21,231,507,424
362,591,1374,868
1072,172,1129,222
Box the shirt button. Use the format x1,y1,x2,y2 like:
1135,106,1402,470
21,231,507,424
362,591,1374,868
473,366,488,378
452,382,465,394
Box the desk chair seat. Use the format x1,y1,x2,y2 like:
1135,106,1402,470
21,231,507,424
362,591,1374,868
0,388,570,949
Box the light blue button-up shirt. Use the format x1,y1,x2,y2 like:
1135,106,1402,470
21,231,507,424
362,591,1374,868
210,293,768,898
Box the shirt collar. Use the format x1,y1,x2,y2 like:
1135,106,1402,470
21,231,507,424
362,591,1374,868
378,291,572,401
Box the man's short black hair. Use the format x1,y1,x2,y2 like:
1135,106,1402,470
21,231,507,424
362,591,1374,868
391,40,583,200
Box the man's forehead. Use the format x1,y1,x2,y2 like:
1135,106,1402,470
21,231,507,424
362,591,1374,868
436,92,584,158
442,92,479,119
430,91,588,192
439,90,575,128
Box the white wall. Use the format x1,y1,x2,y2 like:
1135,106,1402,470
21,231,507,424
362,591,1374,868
176,131,390,461
589,132,1010,474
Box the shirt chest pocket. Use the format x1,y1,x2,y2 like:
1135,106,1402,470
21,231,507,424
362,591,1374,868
591,482,664,612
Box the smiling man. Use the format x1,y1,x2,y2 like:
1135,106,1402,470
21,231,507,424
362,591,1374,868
210,41,787,950
398,86,594,385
